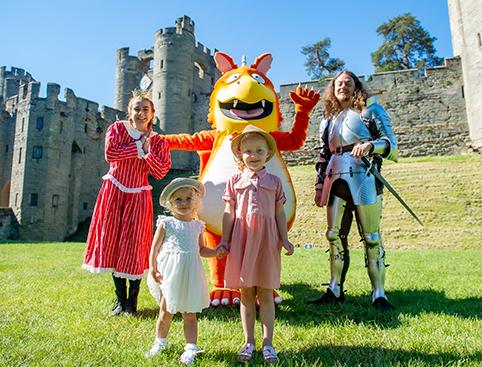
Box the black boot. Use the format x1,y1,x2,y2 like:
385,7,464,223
372,297,395,311
125,279,141,315
112,275,127,316
308,288,345,305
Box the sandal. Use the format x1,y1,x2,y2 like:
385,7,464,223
238,343,255,362
262,345,278,364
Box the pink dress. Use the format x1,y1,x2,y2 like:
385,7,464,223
223,168,286,289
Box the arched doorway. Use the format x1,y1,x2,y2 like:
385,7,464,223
0,180,11,207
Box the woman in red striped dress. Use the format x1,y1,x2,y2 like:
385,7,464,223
83,94,171,315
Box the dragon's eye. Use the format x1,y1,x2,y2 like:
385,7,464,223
226,74,240,84
251,73,265,84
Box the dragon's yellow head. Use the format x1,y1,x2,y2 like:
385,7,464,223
208,52,282,134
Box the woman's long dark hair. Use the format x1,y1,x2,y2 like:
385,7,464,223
323,71,367,118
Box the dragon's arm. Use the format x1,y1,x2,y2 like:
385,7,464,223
270,85,320,151
162,130,216,151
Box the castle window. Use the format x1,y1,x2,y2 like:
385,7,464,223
158,92,161,100
52,195,59,208
194,62,205,79
30,193,38,206
160,60,164,69
211,77,215,86
36,117,44,130
18,148,22,164
15,193,18,207
59,121,63,133
5,145,8,153
21,118,25,132
83,202,88,210
84,124,88,133
32,146,43,159
478,33,481,47
193,94,197,102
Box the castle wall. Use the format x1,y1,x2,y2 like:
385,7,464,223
448,0,482,149
279,57,469,165
5,77,124,241
0,208,18,240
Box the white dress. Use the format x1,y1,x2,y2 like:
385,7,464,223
154,215,210,314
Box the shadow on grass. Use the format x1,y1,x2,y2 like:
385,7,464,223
275,282,481,328
205,345,481,367
137,282,481,328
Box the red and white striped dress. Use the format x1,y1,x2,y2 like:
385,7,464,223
83,120,171,280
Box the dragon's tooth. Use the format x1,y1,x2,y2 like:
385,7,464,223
261,100,266,108
233,99,238,108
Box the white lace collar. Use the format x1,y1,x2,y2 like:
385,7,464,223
122,120,158,139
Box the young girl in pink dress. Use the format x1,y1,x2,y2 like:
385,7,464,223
83,92,171,315
219,125,294,364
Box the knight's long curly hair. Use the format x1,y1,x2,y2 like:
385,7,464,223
323,71,367,118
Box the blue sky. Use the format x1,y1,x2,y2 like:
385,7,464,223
1,0,452,108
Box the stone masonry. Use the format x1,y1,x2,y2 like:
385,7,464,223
448,0,482,149
279,57,469,165
114,15,220,170
0,67,125,240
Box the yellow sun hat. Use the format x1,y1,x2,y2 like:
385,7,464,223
231,124,277,162
159,177,205,208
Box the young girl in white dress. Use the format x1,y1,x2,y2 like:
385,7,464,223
146,178,226,365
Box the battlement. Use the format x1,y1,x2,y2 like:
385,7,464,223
195,42,212,56
1,66,33,80
279,57,463,99
157,14,195,36
176,15,194,34
138,48,153,60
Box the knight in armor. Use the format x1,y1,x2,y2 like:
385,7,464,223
310,71,398,311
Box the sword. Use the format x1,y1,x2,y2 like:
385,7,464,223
361,156,424,226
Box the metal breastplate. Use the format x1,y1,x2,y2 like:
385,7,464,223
321,109,378,206
328,109,373,153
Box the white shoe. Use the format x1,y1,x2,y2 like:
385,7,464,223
145,339,167,358
180,344,203,365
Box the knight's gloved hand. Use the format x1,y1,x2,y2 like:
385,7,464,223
289,85,320,114
314,189,323,207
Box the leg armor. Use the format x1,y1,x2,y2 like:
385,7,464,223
354,195,388,302
325,195,353,298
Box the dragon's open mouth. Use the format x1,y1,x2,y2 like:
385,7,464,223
219,99,273,120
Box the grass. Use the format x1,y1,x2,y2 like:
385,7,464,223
1,155,481,366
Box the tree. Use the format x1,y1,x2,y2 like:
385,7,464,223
371,13,443,72
302,38,345,80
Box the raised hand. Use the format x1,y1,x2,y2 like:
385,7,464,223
289,85,321,114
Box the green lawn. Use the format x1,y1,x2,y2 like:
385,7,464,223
1,155,481,366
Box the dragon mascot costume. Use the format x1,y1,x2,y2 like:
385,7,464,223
163,52,319,305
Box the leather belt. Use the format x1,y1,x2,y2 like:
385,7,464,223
331,144,355,155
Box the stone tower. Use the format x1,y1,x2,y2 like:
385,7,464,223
448,0,482,149
113,15,219,170
0,67,35,208
1,70,124,240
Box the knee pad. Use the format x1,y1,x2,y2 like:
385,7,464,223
326,228,339,243
363,231,382,247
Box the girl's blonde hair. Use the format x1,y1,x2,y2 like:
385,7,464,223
233,132,273,171
166,186,203,215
